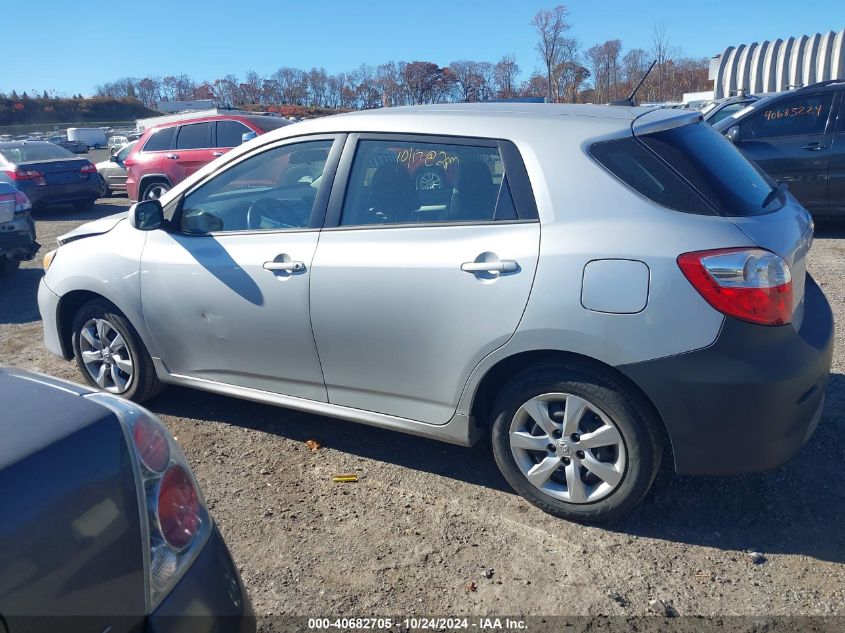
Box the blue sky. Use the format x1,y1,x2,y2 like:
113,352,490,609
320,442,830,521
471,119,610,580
2,0,842,95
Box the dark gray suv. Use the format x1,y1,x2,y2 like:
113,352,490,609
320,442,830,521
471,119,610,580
713,80,845,218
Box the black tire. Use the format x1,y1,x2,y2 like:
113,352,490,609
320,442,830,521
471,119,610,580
490,361,662,523
73,198,96,210
98,175,112,198
0,257,20,277
71,299,164,402
94,143,101,150
141,180,170,201
110,147,117,156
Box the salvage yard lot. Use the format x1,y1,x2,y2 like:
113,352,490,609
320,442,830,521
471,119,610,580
2,177,844,617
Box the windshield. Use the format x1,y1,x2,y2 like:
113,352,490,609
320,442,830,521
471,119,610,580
639,122,776,217
0,143,76,162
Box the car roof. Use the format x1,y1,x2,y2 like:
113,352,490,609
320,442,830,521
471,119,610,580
0,140,52,148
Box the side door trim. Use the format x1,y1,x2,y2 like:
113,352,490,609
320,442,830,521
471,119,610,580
322,132,539,229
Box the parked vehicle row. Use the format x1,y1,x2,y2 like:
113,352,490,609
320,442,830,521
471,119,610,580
38,103,833,524
46,134,89,153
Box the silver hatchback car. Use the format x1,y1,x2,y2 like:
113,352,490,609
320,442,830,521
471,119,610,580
38,104,833,522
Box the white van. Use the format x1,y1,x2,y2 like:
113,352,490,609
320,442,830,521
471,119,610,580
67,127,107,149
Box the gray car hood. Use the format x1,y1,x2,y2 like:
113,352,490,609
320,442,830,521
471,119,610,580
58,211,126,245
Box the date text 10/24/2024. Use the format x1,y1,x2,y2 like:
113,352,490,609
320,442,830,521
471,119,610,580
307,617,527,630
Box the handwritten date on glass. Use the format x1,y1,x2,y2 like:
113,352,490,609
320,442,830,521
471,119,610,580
395,147,460,169
763,104,823,121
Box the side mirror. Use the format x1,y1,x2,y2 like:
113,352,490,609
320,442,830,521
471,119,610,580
241,131,258,144
129,199,163,231
725,125,740,144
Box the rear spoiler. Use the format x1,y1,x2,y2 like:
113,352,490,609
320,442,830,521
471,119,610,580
632,109,702,137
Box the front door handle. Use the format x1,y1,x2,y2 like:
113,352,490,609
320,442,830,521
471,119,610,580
165,153,179,159
263,260,305,272
461,260,519,273
801,143,827,151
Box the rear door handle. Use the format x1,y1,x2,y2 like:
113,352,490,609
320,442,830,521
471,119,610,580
165,153,179,159
263,260,305,272
461,260,519,273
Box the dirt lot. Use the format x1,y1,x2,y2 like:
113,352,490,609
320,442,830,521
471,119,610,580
2,172,844,619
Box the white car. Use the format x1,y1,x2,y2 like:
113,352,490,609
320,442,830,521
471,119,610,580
37,104,832,522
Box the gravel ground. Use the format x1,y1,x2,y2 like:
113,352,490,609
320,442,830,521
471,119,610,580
2,168,843,619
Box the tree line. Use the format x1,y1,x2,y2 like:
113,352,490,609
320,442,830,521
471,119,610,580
18,5,711,112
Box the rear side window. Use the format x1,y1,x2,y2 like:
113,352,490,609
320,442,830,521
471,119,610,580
176,122,212,150
216,120,251,148
739,93,834,140
246,116,290,133
641,122,776,216
589,137,714,215
0,144,74,161
143,127,176,152
340,139,516,226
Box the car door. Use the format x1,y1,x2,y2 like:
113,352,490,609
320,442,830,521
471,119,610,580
167,121,215,185
309,134,541,424
108,142,134,189
140,135,343,400
733,91,837,210
828,90,845,214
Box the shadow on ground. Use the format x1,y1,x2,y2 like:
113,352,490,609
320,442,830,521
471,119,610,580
0,268,43,324
149,371,845,563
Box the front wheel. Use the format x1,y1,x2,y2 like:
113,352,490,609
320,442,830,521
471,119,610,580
71,299,163,402
491,362,662,523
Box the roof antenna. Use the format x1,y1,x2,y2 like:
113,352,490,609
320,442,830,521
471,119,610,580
609,59,657,106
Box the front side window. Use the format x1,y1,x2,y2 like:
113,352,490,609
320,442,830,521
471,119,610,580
143,127,176,152
176,122,212,150
179,139,333,234
115,142,136,161
739,93,834,140
340,140,517,226
216,120,252,148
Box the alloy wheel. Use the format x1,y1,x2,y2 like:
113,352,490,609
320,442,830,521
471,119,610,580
416,170,443,190
509,392,627,503
79,318,134,393
146,184,169,200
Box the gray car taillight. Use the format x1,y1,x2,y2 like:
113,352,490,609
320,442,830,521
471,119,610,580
84,392,212,610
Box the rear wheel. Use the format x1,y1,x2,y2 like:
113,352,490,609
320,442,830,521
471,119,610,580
71,299,163,402
490,362,662,523
142,181,170,201
0,257,20,277
98,175,112,198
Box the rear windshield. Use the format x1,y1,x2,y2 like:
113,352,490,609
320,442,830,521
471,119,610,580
639,122,776,216
590,122,777,217
0,143,75,162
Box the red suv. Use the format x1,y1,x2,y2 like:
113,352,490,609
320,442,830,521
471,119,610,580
124,114,290,201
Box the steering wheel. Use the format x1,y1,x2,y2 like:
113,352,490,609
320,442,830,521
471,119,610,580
246,197,298,230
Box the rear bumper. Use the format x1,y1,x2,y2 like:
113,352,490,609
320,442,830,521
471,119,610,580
619,273,834,476
146,525,255,633
0,214,38,260
23,180,99,206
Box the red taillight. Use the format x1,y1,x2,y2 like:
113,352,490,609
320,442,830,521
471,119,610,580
80,163,97,174
132,415,170,472
157,465,200,549
678,248,792,326
4,168,45,184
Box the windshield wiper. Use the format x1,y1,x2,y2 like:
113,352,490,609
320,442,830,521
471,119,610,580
762,181,787,208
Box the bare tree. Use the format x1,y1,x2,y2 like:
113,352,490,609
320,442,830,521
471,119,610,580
449,60,484,102
493,55,520,99
531,4,571,101
585,39,622,103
